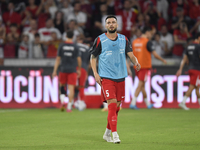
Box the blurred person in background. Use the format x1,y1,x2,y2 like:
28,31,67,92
171,0,188,17
156,0,169,21
18,34,30,58
61,0,73,23
26,0,42,19
130,27,167,110
46,0,58,19
8,24,20,43
116,0,137,39
31,33,44,58
62,20,84,42
176,33,200,110
38,18,61,43
2,2,21,32
67,2,87,29
74,35,90,111
23,19,38,43
0,16,5,64
21,10,32,32
3,34,17,58
172,21,191,58
46,31,62,58
54,11,65,34
152,32,167,57
160,25,174,56
52,30,81,113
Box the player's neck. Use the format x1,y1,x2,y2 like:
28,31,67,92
65,38,73,43
106,32,117,40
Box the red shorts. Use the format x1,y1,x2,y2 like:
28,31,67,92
59,72,77,85
188,69,200,86
77,68,87,86
101,78,125,102
135,68,149,81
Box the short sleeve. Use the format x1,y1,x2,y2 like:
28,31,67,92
125,37,133,53
90,37,102,57
146,41,155,52
57,43,63,56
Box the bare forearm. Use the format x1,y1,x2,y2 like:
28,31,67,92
77,57,82,70
53,57,60,73
127,52,138,65
90,55,98,74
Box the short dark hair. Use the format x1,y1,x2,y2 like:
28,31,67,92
105,15,117,22
142,26,152,34
66,30,74,38
35,33,40,38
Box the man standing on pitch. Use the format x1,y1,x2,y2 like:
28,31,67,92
90,15,140,144
52,30,81,112
130,27,167,109
176,33,200,110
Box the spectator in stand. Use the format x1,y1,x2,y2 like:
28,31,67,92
172,21,191,58
130,28,142,43
61,0,73,23
144,1,160,28
26,0,42,19
46,31,62,58
152,32,167,57
54,11,65,34
171,0,188,17
31,33,44,58
23,19,38,43
116,0,137,39
67,2,87,29
38,18,61,43
4,34,17,58
156,0,169,21
18,34,30,58
160,25,174,56
2,2,21,32
189,0,200,20
94,4,109,37
171,7,192,30
46,0,58,19
62,20,84,42
21,10,32,32
37,2,51,29
8,24,20,43
0,16,6,42
130,0,141,14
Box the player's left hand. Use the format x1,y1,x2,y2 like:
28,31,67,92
52,71,57,79
135,62,141,71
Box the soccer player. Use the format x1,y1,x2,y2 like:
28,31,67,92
52,30,81,112
90,15,140,144
130,27,167,109
76,37,90,111
176,33,200,110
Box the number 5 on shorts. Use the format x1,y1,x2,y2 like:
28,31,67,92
106,90,109,97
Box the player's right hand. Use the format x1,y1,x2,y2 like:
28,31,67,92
176,69,182,77
94,73,102,86
52,72,57,79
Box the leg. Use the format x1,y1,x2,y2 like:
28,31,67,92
59,83,66,111
179,84,195,110
130,80,145,109
66,84,75,112
195,86,200,105
142,87,153,109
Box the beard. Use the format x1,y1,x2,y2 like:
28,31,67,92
108,28,117,33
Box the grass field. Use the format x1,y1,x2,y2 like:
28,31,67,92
0,108,200,150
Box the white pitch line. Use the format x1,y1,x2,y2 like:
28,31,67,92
0,109,28,113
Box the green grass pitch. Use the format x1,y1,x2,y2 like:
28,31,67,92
0,108,200,150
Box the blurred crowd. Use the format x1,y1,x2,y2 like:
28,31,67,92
0,0,200,59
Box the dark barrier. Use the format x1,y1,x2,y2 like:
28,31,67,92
0,66,199,108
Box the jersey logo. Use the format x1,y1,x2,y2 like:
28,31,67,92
188,46,195,50
63,46,74,51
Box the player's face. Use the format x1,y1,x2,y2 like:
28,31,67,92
105,18,118,33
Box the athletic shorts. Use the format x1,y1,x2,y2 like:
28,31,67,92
59,72,77,85
101,78,125,102
77,67,87,86
134,68,149,81
188,69,200,86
